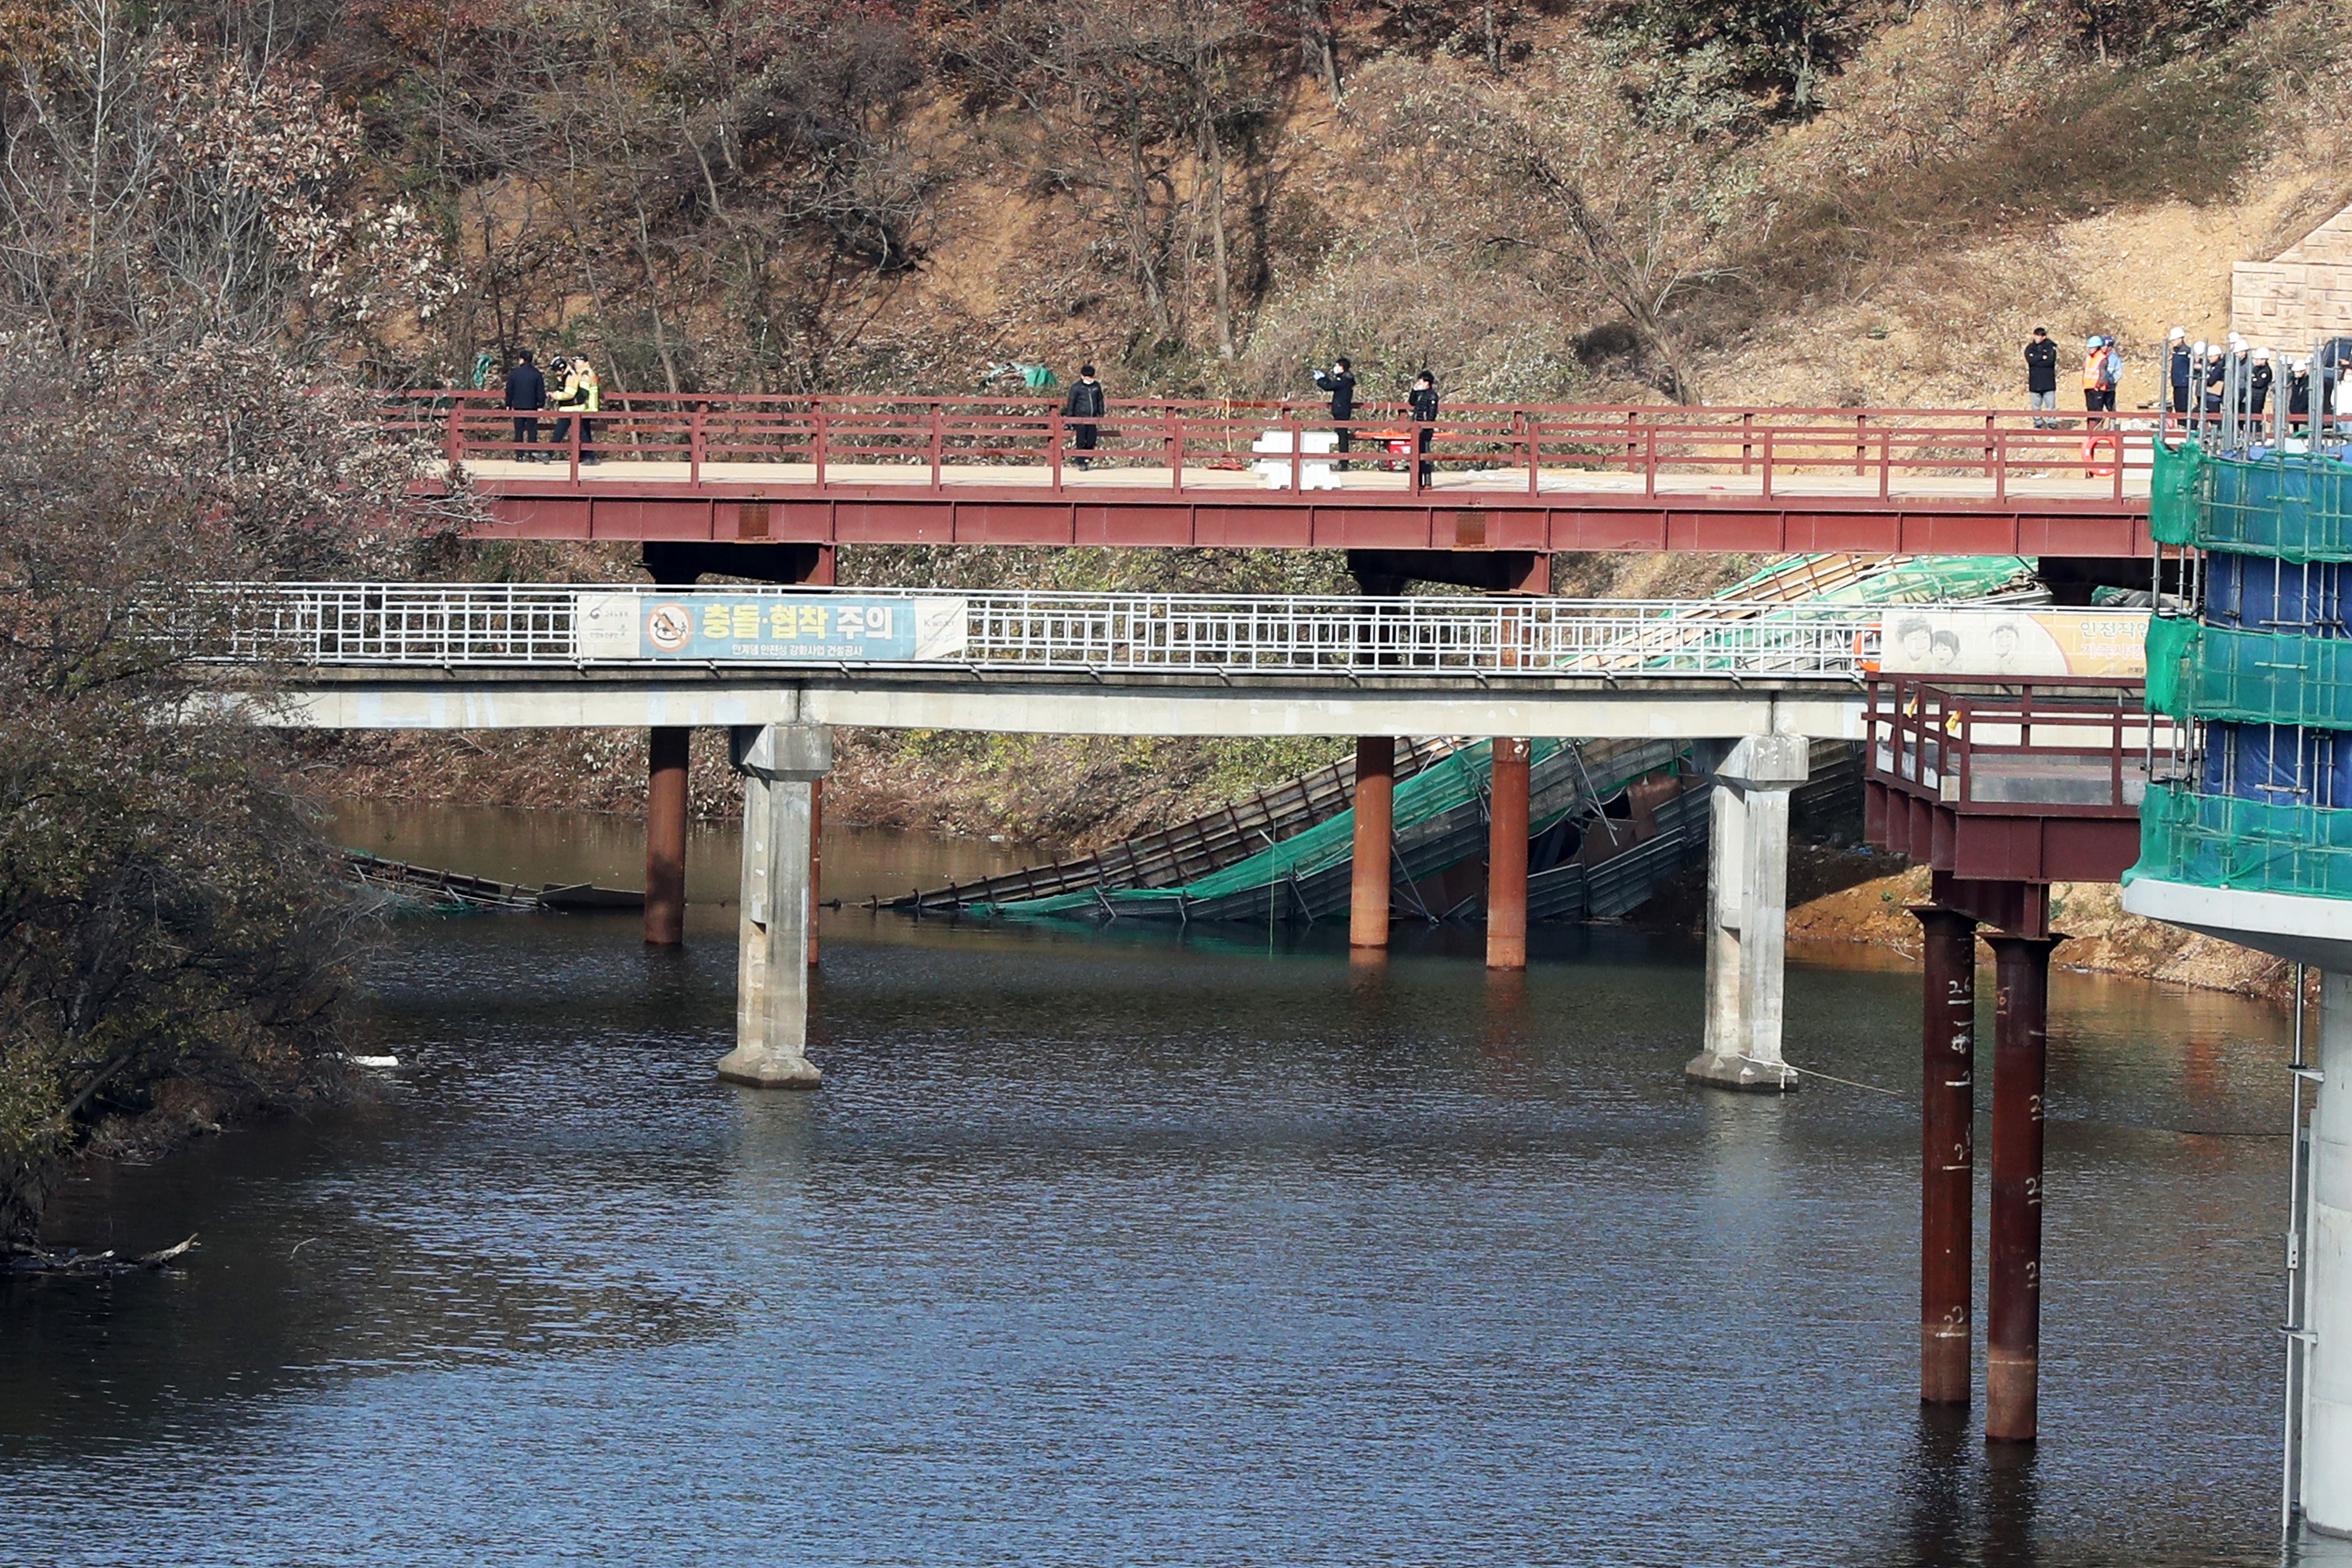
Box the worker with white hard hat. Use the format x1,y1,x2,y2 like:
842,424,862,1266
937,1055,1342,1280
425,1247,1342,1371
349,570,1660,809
2290,356,2314,425
2251,346,2274,417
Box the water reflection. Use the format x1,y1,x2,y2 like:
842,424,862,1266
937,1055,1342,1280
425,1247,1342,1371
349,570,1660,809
0,810,2316,1566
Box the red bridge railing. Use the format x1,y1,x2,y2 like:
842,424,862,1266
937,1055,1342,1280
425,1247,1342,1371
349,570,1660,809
384,389,2176,503
1865,675,2172,818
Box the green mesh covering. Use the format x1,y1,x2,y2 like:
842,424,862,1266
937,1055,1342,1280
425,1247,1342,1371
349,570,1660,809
2142,614,2198,718
2150,440,2352,561
2130,782,2352,900
2150,437,2201,546
1713,554,2036,604
2171,624,2352,729
988,553,2034,921
984,738,1591,915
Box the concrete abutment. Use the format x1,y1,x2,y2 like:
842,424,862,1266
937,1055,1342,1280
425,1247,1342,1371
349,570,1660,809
2306,969,2352,1536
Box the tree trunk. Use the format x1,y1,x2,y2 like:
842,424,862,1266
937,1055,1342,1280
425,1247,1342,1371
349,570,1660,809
1204,124,1235,360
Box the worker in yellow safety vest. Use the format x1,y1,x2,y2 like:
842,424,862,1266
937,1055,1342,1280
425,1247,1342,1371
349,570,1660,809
552,353,602,463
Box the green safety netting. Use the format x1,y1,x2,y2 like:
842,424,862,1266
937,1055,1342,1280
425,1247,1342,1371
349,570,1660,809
983,738,1596,915
2150,438,2352,560
2142,613,2198,718
986,552,2043,920
2150,437,2202,546
2165,623,2352,730
2129,782,2352,900
1715,554,2037,604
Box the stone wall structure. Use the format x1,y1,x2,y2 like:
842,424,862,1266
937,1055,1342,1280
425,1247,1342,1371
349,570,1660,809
2233,204,2352,344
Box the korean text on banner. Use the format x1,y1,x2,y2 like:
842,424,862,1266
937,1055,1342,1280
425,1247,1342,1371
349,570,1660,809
576,594,968,661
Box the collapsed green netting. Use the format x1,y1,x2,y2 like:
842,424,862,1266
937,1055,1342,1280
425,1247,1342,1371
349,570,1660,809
2129,782,2352,898
2144,618,2352,730
986,553,2033,919
1715,554,2037,604
2151,439,2352,560
984,738,1592,915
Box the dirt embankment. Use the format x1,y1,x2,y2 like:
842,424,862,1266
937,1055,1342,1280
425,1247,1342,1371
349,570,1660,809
1788,865,2296,1004
298,725,1354,857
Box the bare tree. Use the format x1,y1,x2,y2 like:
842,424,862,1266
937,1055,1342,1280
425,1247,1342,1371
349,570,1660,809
1378,56,1756,401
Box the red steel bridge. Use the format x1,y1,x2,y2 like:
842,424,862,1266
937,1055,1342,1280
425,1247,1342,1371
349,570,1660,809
393,392,2159,586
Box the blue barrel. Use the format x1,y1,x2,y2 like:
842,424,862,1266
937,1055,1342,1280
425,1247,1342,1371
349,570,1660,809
2206,550,2348,636
2203,722,2352,806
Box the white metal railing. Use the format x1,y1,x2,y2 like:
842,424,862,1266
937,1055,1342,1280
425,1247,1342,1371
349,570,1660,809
185,583,1890,681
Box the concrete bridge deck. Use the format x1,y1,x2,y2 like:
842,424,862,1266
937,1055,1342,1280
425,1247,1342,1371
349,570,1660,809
200,583,1880,737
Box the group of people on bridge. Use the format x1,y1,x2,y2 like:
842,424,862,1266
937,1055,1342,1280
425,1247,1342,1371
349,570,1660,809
2026,323,2352,431
500,349,603,460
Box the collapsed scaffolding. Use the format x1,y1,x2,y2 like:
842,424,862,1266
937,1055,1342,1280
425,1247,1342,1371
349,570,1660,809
888,552,2040,927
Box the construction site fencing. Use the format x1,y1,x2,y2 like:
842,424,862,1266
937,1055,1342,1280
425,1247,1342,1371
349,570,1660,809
189,584,1892,681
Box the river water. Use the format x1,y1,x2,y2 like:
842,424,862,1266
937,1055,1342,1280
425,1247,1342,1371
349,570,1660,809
0,807,2333,1566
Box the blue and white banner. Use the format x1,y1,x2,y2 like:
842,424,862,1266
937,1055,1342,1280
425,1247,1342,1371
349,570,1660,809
576,593,968,662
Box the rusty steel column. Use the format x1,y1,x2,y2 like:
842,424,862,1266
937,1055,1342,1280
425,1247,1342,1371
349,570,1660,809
1486,738,1530,971
644,726,690,947
1986,932,2062,1444
807,777,823,968
1914,905,1979,1406
1350,737,1396,952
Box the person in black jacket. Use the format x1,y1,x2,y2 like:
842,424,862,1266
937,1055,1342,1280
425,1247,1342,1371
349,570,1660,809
2023,327,2058,427
505,350,546,460
1312,357,1356,464
1408,369,1437,482
1063,365,1105,470
2251,347,2275,419
2166,327,2191,423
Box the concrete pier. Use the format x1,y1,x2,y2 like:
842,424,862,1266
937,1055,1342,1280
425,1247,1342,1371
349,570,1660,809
1486,738,1531,971
1986,933,2060,1443
2306,969,2352,1536
716,723,831,1089
1350,737,1395,953
808,777,823,969
645,726,690,947
1915,905,1979,1405
1685,735,1809,1091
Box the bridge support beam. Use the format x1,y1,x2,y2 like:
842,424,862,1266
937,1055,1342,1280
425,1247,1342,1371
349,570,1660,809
1486,738,1531,970
645,727,690,947
1915,905,1979,1405
1686,735,1808,1091
717,724,832,1090
1986,932,2062,1443
2306,969,2352,1536
1350,737,1395,954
